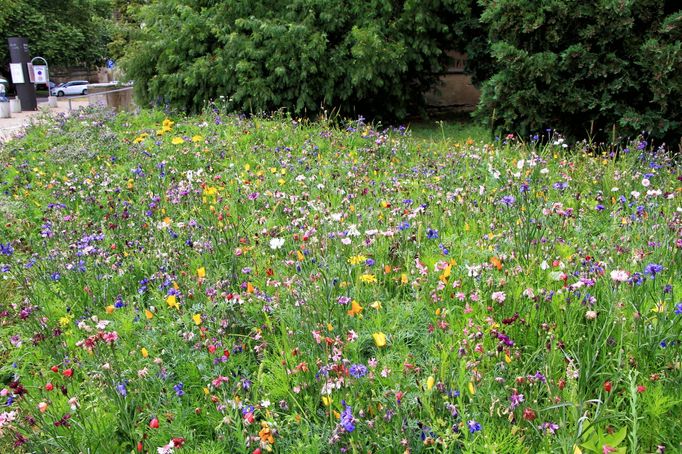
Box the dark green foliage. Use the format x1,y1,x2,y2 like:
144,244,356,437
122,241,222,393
474,0,682,142
121,0,474,119
0,0,113,73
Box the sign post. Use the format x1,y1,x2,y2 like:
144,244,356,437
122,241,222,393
7,37,37,111
31,56,56,107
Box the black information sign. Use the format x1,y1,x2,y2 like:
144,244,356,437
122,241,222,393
8,37,37,111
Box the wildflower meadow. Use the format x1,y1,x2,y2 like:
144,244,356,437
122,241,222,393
0,107,680,453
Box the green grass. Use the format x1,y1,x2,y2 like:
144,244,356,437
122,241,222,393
0,107,679,453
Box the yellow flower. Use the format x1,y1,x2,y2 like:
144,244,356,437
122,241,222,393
296,250,305,261
197,267,206,279
426,376,435,391
348,255,367,265
372,332,386,348
321,396,333,406
192,314,202,326
141,348,149,358
145,309,154,319
370,301,382,310
191,135,203,143
360,274,377,284
59,315,72,327
347,300,363,317
105,305,115,314
171,137,184,145
468,382,476,395
166,295,179,309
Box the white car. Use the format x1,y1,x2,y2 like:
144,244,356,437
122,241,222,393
51,80,89,97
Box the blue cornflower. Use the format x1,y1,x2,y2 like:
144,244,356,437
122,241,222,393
553,182,568,191
439,243,449,255
116,382,127,397
365,258,375,266
426,229,439,240
595,204,605,211
349,364,368,378
173,382,184,397
51,272,60,281
398,221,410,231
674,303,682,315
114,295,125,309
643,263,664,279
0,242,13,256
340,401,355,433
467,420,481,433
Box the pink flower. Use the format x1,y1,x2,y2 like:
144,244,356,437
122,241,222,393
102,331,119,344
491,291,506,304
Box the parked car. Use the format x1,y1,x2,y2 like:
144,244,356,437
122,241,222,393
51,80,89,97
36,81,56,92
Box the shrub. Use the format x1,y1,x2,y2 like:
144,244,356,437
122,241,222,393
474,0,682,143
121,0,475,119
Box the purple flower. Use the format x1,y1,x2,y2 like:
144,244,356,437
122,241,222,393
426,229,439,240
675,303,682,315
340,401,355,432
509,392,524,410
349,364,368,378
467,420,481,433
116,382,127,396
538,422,559,435
173,382,184,397
644,263,664,279
500,195,516,206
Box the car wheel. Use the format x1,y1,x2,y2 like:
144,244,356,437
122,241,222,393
82,89,88,95
57,91,64,97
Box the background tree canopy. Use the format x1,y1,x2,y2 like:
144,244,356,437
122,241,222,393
121,0,477,120
0,0,113,75
475,0,682,142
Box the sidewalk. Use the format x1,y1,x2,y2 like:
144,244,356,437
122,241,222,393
0,98,89,141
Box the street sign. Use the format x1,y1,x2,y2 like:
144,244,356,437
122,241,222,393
33,65,47,83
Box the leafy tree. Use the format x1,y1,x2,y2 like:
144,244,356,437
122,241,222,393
0,0,113,75
122,0,475,119
473,0,682,142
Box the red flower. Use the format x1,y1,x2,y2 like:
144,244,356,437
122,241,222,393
603,381,612,393
637,385,646,393
149,417,159,429
522,408,536,421
137,441,144,452
51,365,59,373
252,449,262,454
172,438,185,448
45,383,54,391
63,368,73,378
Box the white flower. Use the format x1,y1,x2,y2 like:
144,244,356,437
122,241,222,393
585,310,597,320
610,270,629,282
641,178,650,187
269,238,285,250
